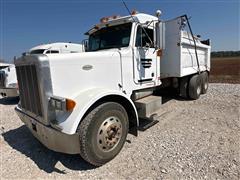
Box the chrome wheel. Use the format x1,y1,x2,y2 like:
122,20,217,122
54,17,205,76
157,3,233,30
188,74,202,100
204,81,208,90
197,85,201,96
200,72,209,94
97,116,122,152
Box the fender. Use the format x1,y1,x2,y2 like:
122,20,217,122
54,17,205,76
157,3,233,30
54,88,139,135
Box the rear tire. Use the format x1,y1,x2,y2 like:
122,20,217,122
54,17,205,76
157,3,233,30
188,74,202,100
179,76,189,99
200,72,209,94
77,102,129,166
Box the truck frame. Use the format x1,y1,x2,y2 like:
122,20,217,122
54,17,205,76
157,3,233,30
14,11,211,166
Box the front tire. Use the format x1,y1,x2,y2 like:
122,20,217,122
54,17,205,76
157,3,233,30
78,102,129,166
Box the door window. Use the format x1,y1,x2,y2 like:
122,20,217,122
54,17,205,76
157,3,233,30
135,26,154,48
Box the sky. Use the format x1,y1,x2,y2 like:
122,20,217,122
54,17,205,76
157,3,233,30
0,0,239,62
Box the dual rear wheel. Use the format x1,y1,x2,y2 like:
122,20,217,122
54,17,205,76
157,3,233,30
200,72,209,94
180,71,209,100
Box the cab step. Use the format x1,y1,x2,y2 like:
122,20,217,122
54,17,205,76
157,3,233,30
134,95,162,131
138,117,159,131
134,95,162,119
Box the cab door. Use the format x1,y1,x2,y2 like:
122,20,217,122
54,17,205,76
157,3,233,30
133,25,157,84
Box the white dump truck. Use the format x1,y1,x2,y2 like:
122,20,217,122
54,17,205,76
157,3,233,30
0,63,18,97
0,42,84,98
15,11,211,166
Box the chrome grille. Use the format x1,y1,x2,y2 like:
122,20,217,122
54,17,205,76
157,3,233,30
0,71,5,87
16,65,43,116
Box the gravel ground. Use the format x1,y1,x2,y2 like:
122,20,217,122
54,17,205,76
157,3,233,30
0,83,240,179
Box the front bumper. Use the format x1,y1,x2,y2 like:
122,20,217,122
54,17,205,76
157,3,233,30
15,106,80,154
0,88,18,97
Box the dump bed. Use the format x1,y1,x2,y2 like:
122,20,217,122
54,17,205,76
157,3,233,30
160,17,211,78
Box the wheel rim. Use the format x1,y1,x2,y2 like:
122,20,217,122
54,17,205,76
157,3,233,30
197,85,201,95
204,81,208,90
97,116,122,152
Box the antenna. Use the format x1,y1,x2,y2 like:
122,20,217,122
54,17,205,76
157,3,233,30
121,0,153,46
122,0,136,23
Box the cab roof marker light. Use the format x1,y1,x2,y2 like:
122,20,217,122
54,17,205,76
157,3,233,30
131,10,138,15
94,25,100,30
100,17,109,23
100,15,121,23
113,15,121,19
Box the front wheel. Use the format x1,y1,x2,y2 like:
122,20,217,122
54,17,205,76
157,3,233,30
77,102,129,166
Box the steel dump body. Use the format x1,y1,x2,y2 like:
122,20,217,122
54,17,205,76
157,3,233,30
160,17,211,78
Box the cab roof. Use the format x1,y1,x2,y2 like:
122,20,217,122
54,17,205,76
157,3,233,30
86,13,158,35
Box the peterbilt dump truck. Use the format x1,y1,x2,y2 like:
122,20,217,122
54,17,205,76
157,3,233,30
14,11,211,166
0,42,83,98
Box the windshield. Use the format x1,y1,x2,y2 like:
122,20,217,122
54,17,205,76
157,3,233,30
30,49,45,54
88,23,132,51
0,66,9,70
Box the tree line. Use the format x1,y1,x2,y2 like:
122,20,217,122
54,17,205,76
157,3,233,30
211,51,240,57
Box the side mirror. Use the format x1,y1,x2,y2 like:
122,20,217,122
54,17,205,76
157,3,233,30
22,52,29,56
145,42,151,48
82,39,88,52
155,21,165,50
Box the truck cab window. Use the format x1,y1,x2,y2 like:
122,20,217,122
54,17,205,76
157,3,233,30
135,26,154,48
30,49,45,54
88,23,132,51
46,50,59,54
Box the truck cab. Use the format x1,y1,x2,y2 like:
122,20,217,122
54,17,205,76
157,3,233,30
14,11,211,166
0,63,18,98
85,13,161,94
0,42,84,98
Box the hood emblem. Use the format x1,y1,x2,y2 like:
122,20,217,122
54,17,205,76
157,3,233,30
82,65,93,71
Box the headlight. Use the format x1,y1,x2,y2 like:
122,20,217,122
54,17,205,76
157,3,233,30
8,83,18,88
49,96,76,111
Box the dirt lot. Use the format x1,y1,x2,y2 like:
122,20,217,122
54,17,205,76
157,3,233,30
210,57,240,84
0,83,239,179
